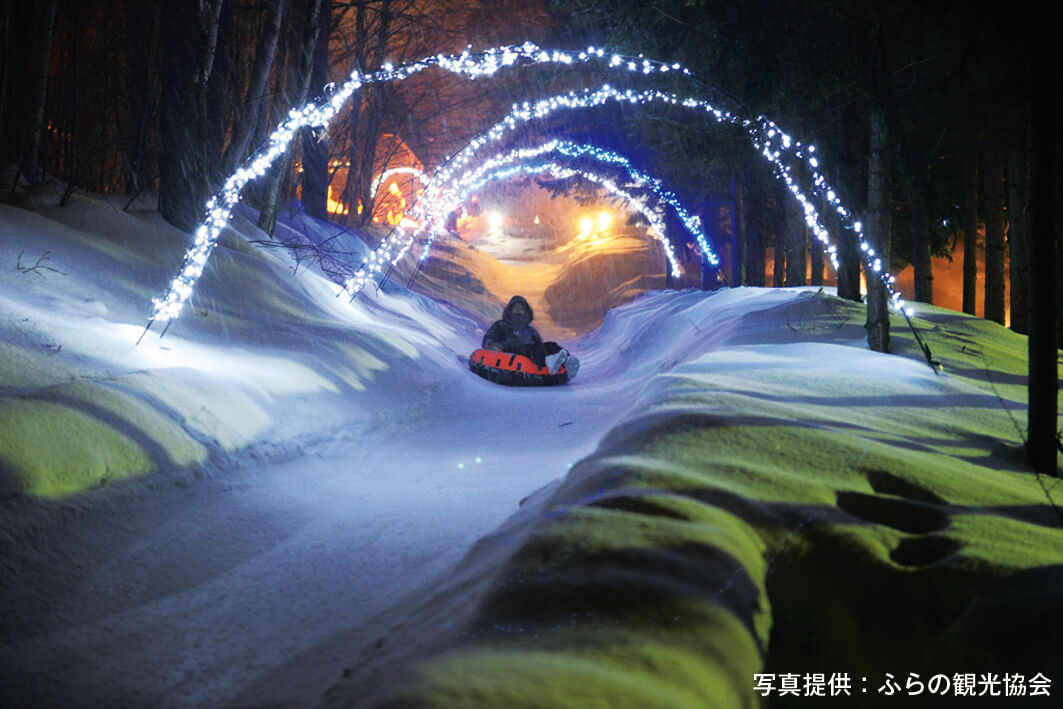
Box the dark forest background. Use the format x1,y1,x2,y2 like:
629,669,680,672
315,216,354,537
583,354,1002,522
0,0,1058,472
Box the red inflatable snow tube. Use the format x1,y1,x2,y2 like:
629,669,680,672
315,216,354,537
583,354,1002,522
469,348,569,386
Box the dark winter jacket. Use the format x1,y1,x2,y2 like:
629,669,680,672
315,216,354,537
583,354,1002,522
482,295,543,353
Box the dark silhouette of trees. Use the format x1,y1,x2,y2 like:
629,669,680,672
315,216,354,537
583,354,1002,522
863,2,891,353
1026,30,1058,476
0,0,1054,468
1007,150,1029,335
257,0,324,236
158,1,223,231
219,0,286,185
20,0,58,184
962,156,978,315
983,145,1006,325
1,0,531,234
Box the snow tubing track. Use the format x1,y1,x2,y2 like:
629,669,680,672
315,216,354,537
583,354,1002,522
469,348,569,387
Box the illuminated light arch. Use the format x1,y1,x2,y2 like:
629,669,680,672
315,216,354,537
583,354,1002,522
365,84,906,315
145,43,910,340
343,161,684,295
410,86,813,271
418,139,714,270
369,166,429,199
145,44,698,334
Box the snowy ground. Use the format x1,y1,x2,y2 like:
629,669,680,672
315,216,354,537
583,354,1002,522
1,179,1060,708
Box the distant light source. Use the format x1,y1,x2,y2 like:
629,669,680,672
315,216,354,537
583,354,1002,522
534,215,540,225
596,211,611,230
487,211,504,229
578,216,594,233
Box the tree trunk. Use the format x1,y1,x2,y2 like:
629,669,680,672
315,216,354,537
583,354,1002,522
219,0,284,181
158,0,225,232
912,198,933,303
1007,149,1029,334
962,154,978,315
123,0,159,196
835,209,861,301
300,0,331,220
865,103,891,352
1026,33,1057,475
785,194,807,286
0,1,11,150
21,0,58,183
864,4,890,352
810,228,824,286
258,0,323,235
730,176,745,285
59,2,81,203
351,86,387,227
834,101,862,302
772,181,785,287
205,0,234,188
742,173,766,287
983,145,1006,325
1058,134,1063,351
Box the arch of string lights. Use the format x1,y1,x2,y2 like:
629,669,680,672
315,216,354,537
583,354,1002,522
344,161,683,296
144,42,909,339
354,84,902,312
369,166,429,199
424,139,711,262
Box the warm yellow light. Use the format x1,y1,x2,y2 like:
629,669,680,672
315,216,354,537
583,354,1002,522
326,185,349,215
578,216,593,233
596,211,611,230
388,181,401,196
487,211,504,229
534,215,540,225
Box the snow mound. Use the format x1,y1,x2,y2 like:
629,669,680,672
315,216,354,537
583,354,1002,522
320,294,1062,708
2,181,1059,708
0,193,477,498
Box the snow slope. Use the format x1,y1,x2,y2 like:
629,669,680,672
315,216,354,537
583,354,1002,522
323,293,1063,708
1,178,1060,708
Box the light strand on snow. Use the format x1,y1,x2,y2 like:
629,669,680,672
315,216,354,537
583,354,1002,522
418,139,710,271
147,43,699,330
342,161,684,296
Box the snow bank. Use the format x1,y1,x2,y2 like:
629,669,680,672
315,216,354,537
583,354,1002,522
321,292,1062,708
0,188,473,498
2,179,1059,708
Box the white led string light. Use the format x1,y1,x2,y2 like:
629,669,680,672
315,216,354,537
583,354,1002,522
369,166,429,199
415,139,712,273
342,161,683,295
365,84,909,317
145,43,911,339
144,43,699,336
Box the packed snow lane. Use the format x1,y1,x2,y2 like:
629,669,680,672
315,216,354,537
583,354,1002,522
0,372,644,706
0,194,784,707
2,290,754,707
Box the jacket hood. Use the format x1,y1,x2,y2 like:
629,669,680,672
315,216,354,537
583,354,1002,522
502,295,534,323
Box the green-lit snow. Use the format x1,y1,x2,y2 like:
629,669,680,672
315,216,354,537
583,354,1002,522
325,294,1061,708
1,179,1060,708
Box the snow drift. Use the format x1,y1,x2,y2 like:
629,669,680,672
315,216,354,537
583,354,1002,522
1,178,1060,708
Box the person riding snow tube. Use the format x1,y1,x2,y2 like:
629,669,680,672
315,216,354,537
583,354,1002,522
470,295,580,386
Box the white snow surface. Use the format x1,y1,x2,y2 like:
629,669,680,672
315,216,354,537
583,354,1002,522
0,186,1038,707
